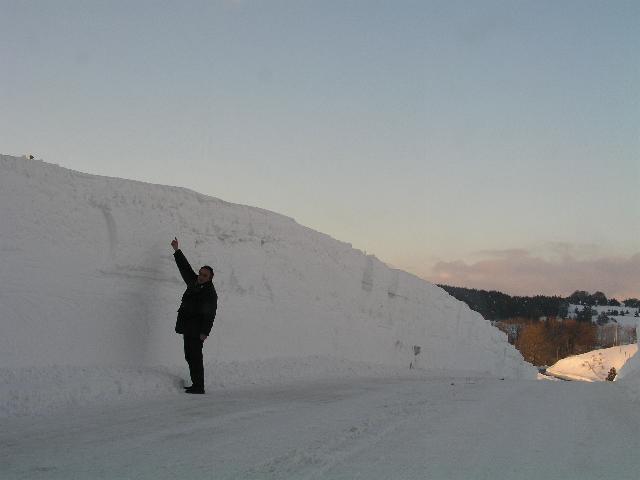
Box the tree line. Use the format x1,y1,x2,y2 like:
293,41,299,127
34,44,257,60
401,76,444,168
437,285,566,320
438,285,639,321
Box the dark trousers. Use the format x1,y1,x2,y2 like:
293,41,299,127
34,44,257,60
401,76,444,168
183,335,205,389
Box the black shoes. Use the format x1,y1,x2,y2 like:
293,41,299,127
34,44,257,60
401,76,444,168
184,385,205,394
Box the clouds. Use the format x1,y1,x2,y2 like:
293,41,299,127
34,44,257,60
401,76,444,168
429,249,640,299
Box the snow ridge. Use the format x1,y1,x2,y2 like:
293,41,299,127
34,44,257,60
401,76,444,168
0,155,535,416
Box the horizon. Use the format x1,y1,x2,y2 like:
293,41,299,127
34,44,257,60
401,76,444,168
437,281,639,303
1,1,638,298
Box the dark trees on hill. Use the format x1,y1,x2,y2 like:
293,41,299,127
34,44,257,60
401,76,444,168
568,290,609,306
438,285,565,321
576,306,595,322
438,285,633,323
568,290,590,305
623,298,640,308
591,291,608,306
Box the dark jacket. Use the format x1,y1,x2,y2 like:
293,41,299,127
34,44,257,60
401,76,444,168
174,249,218,337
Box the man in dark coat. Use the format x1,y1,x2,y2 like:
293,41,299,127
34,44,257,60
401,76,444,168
171,237,218,394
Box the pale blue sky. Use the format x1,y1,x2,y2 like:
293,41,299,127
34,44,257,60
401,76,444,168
2,1,638,297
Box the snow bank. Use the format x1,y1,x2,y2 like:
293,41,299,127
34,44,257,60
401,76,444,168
546,344,638,382
1,357,471,418
0,155,535,416
616,324,640,401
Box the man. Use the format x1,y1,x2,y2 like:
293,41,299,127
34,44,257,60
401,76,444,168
171,237,218,394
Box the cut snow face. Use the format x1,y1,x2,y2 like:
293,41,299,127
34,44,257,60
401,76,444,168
546,344,638,382
0,155,535,416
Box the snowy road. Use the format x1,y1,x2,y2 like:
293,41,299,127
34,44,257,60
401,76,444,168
2,376,639,479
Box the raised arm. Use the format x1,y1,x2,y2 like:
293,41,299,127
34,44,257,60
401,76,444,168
172,237,197,284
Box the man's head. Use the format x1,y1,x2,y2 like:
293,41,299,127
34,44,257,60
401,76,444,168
197,265,214,284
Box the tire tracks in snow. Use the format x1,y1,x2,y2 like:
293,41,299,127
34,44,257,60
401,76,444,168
244,385,434,479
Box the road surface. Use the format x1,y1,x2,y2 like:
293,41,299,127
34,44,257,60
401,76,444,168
2,376,638,479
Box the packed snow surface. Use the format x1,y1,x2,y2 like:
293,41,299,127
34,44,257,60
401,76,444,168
546,344,638,382
2,376,639,480
0,155,534,417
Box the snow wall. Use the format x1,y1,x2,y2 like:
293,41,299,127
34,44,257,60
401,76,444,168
0,155,535,387
617,324,640,401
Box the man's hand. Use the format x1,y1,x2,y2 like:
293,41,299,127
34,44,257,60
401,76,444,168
200,334,208,342
171,237,179,251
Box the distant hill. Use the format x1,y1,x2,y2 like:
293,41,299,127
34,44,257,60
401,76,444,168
438,285,566,320
439,285,639,321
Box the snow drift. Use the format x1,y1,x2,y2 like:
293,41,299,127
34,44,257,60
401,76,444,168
617,323,640,402
546,344,638,382
0,155,535,415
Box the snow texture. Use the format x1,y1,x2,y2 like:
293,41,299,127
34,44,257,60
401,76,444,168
3,376,639,479
1,154,535,417
617,323,640,401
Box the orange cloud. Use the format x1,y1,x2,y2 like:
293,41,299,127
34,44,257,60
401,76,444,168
429,251,640,299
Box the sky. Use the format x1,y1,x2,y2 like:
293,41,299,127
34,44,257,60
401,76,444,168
1,0,638,299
